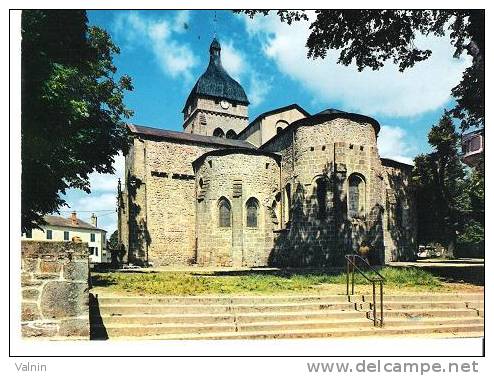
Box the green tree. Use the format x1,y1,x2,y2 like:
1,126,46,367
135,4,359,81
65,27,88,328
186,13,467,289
22,10,133,232
108,230,119,249
411,112,483,257
237,10,484,130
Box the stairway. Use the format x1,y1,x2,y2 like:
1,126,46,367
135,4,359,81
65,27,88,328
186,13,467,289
89,293,484,340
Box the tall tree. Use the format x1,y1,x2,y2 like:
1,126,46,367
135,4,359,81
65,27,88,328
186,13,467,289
21,10,133,232
412,112,473,256
237,10,484,130
108,230,119,250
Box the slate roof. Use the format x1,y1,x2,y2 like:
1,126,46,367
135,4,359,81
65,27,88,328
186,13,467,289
128,124,257,149
183,38,249,112
380,158,414,169
43,215,105,231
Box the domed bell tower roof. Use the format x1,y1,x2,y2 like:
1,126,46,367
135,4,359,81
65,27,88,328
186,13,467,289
182,38,249,112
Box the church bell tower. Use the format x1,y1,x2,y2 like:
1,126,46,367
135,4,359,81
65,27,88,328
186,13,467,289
182,38,250,138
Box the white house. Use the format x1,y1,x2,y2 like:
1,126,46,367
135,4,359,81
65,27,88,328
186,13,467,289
21,212,108,263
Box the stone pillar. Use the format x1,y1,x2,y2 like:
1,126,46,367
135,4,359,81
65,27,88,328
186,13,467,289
231,179,243,267
21,241,90,339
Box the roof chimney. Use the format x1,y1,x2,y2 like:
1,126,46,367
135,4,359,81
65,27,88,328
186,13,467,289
90,213,97,227
71,211,77,226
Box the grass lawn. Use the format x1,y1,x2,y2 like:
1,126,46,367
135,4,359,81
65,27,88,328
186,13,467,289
90,266,482,296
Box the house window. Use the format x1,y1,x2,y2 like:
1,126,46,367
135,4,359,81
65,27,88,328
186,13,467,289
90,233,96,242
226,129,237,139
25,229,32,239
213,128,224,138
348,174,366,218
95,247,98,256
64,231,69,241
218,198,231,227
46,229,52,240
89,247,95,255
246,198,259,228
316,177,328,219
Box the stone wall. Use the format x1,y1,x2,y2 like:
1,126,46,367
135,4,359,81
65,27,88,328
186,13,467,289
122,113,417,268
123,136,220,266
265,118,386,266
195,151,280,266
381,162,417,262
184,97,248,136
21,241,89,338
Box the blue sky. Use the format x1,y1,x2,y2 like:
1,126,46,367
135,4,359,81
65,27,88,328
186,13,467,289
62,10,471,234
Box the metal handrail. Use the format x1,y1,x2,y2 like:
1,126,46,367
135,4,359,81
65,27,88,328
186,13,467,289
345,254,385,327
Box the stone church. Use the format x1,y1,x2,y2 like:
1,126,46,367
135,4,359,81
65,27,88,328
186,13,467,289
117,38,417,267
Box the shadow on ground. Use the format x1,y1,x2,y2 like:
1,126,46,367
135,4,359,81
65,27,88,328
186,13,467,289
190,267,345,278
89,293,108,340
412,265,484,285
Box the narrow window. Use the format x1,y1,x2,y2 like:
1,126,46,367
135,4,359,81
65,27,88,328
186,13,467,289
348,174,365,218
246,198,259,228
95,247,99,256
64,231,69,241
46,229,52,240
213,128,225,138
218,198,231,227
316,177,328,219
90,233,96,242
25,229,32,239
284,183,292,225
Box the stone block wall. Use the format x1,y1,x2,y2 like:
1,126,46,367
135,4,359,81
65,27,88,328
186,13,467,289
265,118,387,266
195,151,280,266
123,136,220,266
184,97,249,136
21,241,89,338
381,163,417,262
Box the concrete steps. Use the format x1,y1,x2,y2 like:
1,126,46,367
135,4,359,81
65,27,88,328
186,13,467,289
89,293,484,340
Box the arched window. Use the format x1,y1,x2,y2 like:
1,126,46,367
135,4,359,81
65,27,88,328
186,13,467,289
276,120,288,134
246,197,259,228
226,129,237,139
284,183,292,225
213,128,225,138
316,177,328,219
218,197,231,227
348,174,366,218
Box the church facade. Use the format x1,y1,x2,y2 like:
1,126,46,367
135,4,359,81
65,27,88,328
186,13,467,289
117,39,417,267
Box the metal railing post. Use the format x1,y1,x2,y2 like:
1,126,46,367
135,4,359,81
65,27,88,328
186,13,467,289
346,258,349,296
380,281,384,327
372,281,376,327
344,254,385,328
351,256,355,295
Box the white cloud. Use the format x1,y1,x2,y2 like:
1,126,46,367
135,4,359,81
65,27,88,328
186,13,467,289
113,11,198,81
63,153,124,234
241,12,471,117
377,125,416,165
220,40,272,107
88,153,125,192
248,75,272,107
221,41,246,81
